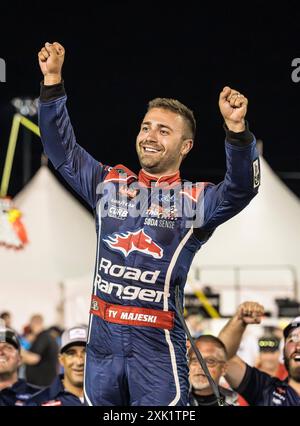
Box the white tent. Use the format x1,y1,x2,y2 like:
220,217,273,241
189,157,300,316
64,273,93,328
0,166,96,331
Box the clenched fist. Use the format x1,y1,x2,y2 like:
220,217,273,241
219,86,248,132
38,42,65,85
237,301,264,325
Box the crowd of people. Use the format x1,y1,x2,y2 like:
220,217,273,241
1,302,299,406
0,312,87,406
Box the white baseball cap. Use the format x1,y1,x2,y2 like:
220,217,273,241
283,316,300,339
60,326,88,353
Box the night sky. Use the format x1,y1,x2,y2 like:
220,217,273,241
1,1,300,211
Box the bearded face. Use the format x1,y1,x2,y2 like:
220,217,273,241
284,329,300,382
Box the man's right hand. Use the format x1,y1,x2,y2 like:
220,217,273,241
38,42,65,85
237,301,264,325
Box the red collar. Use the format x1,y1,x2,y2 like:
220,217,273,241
138,169,181,188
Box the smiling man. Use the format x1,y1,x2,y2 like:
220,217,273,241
37,42,260,406
136,99,194,176
283,318,300,391
0,328,40,406
30,326,87,406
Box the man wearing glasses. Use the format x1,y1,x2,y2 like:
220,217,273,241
188,335,238,406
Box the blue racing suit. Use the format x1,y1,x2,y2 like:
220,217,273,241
38,82,260,406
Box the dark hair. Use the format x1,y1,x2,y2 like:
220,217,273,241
147,98,196,139
188,335,228,362
0,312,10,319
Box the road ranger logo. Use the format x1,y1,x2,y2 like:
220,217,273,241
103,228,163,259
95,258,165,303
95,278,165,303
99,257,160,283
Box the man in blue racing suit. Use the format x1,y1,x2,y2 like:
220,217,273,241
37,42,260,406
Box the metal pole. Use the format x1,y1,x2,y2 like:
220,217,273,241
22,127,32,186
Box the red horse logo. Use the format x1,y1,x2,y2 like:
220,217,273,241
103,229,163,259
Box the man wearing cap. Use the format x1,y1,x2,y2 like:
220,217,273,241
256,336,287,380
0,328,41,406
29,326,87,406
219,303,300,406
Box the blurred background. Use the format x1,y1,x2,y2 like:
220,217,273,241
0,1,300,335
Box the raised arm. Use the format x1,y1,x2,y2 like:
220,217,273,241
219,301,264,359
194,87,260,240
38,42,108,209
38,41,64,86
218,301,264,389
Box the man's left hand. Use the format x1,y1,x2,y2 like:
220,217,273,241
219,86,248,132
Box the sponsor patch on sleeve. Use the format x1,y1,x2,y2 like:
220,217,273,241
253,158,260,188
